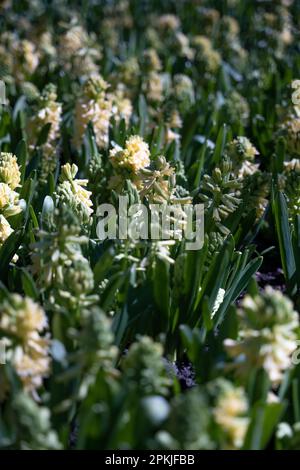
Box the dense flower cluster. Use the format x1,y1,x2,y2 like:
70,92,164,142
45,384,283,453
213,380,249,449
199,159,242,234
27,84,62,182
110,135,151,174
0,152,21,189
55,163,94,223
0,294,51,393
225,287,299,384
73,75,112,150
0,152,22,254
225,137,259,178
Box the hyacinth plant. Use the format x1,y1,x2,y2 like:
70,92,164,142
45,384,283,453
0,0,299,451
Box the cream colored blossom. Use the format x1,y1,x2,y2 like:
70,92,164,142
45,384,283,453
175,32,194,60
0,182,21,216
139,155,175,204
157,14,180,31
12,346,50,391
39,31,56,57
227,137,259,162
279,114,300,156
59,25,88,58
193,35,221,74
117,57,140,91
169,109,182,129
56,163,93,220
20,39,39,74
0,295,50,392
0,296,47,342
110,135,150,173
142,48,162,72
143,71,164,103
0,184,21,262
284,159,300,171
214,381,249,449
58,25,101,76
165,129,181,144
0,152,21,189
243,171,271,221
110,84,133,125
173,74,195,112
225,287,299,385
212,288,226,318
12,39,39,81
28,85,62,182
73,76,112,149
220,15,240,39
225,137,259,178
281,162,300,222
0,182,13,209
0,214,13,243
237,160,259,179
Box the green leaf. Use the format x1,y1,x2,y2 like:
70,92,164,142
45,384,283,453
21,269,39,300
243,401,285,450
83,122,98,168
292,215,300,290
193,140,207,189
93,247,115,283
272,190,297,296
274,137,285,174
36,122,52,147
101,272,125,311
15,139,28,184
215,256,263,327
138,94,148,137
192,235,235,325
212,124,227,164
29,205,39,229
0,228,24,280
152,257,170,321
112,303,129,347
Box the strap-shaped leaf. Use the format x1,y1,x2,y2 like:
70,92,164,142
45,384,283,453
273,190,297,296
